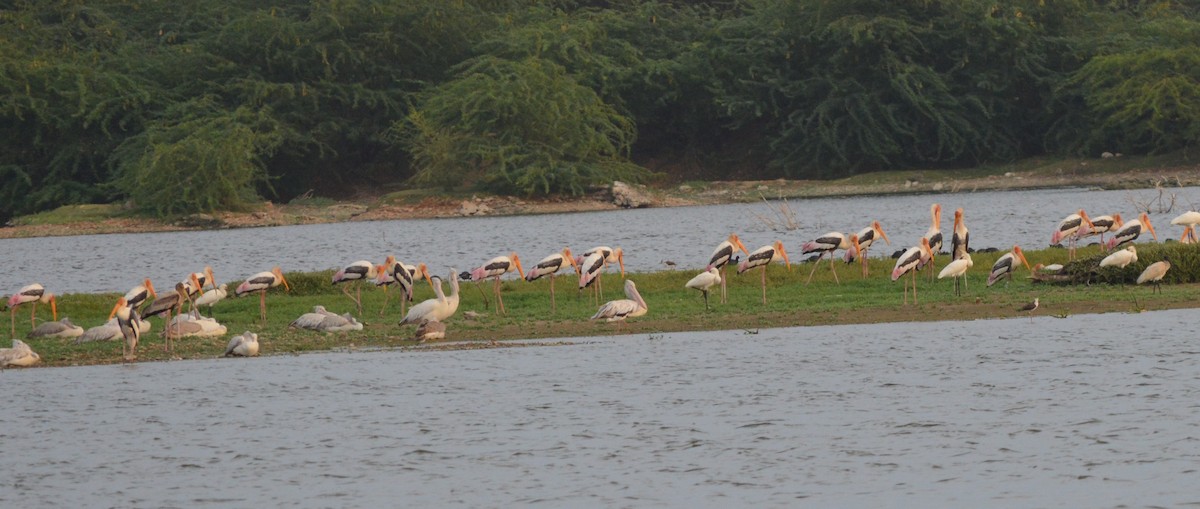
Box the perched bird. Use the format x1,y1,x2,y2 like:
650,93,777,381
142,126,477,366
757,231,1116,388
1018,298,1039,322
0,339,40,368
224,331,260,357
107,297,142,362
194,283,228,316
802,232,855,284
525,248,578,313
738,240,791,305
27,317,84,339
937,252,973,297
1051,209,1091,260
470,253,524,315
987,246,1031,287
892,238,934,305
707,234,751,304
1106,212,1158,250
591,279,648,330
1137,256,1172,293
415,319,446,343
1099,245,1137,269
685,267,722,311
951,207,970,262
235,266,290,323
8,283,57,338
332,260,377,316
843,221,891,277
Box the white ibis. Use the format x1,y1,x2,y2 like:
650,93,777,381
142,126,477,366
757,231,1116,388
1078,211,1122,250
707,234,750,303
195,283,228,317
108,297,141,362
1019,298,1039,322
591,279,648,331
987,246,1031,286
577,246,625,302
470,253,524,315
1099,245,1137,269
224,331,259,357
685,267,722,310
142,278,197,354
1051,209,1092,260
1106,212,1157,250
891,238,933,305
937,252,974,296
843,221,891,277
525,248,578,312
737,240,791,305
235,266,290,323
8,284,57,338
951,208,969,261
332,260,378,316
802,232,854,284
0,339,40,368
124,278,157,312
1137,257,1172,293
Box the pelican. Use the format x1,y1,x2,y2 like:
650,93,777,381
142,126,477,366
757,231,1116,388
224,331,259,357
235,266,290,323
195,283,228,316
950,208,969,261
525,248,578,312
577,246,625,301
937,252,973,297
27,317,83,339
76,317,151,344
1106,212,1157,250
0,339,40,368
332,260,377,315
591,279,648,330
843,221,891,277
415,320,446,342
399,267,459,326
685,267,722,310
8,283,57,338
737,240,791,305
470,253,524,315
1099,245,1137,269
142,278,198,353
123,278,157,312
707,234,751,303
289,306,363,332
891,238,933,305
1137,256,1172,293
380,256,422,317
1051,209,1090,260
987,246,1031,286
802,232,854,284
1078,212,1122,250
164,310,227,338
107,297,141,362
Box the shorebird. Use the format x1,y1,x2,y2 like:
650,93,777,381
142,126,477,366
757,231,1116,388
1019,298,1039,322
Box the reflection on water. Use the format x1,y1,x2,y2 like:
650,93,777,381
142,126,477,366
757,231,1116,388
2,186,1197,294
2,310,1197,507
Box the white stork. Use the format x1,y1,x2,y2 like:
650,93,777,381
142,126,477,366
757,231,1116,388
235,266,291,323
707,234,750,303
525,248,578,312
737,240,791,305
470,253,524,315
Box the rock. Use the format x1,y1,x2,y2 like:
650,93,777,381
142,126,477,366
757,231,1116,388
1101,151,1115,159
932,182,944,191
174,213,225,228
678,184,692,192
611,181,653,208
459,201,492,216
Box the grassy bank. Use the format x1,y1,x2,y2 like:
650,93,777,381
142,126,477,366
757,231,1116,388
7,243,1199,369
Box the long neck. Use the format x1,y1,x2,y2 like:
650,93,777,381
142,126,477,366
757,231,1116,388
433,279,446,302
448,274,460,297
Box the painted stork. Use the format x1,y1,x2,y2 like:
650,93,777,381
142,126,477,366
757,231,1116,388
937,252,973,296
107,297,142,362
1099,245,1137,269
141,278,198,354
707,234,751,303
332,260,378,316
124,278,157,312
525,248,578,312
1137,257,1171,293
591,279,648,330
470,253,524,315
951,208,970,262
924,204,944,253
379,256,422,317
8,284,57,338
235,266,291,323
1077,212,1122,250
577,246,626,302
737,240,791,305
685,267,722,310
843,221,891,277
891,238,933,305
802,232,855,284
987,246,1031,286
1051,209,1092,260
1106,212,1157,250
224,331,259,357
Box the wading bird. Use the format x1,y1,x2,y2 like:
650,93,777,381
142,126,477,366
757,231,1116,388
8,283,56,338
892,238,933,305
707,234,750,304
525,248,578,312
802,232,855,284
738,240,791,305
577,246,625,302
951,208,970,262
1019,298,1039,322
195,283,228,317
108,297,141,362
1099,245,1137,269
470,253,524,315
924,203,944,252
1077,212,1121,250
987,246,1031,287
685,267,722,310
224,331,259,357
1182,225,1198,244
1106,212,1157,250
843,221,890,277
332,260,378,316
235,266,290,323
1137,257,1172,293
142,278,198,354
123,278,157,312
1051,210,1091,261
938,252,973,297
379,256,421,317
591,279,648,331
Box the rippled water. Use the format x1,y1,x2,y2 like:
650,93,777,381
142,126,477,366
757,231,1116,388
3,310,1199,507
3,186,1196,294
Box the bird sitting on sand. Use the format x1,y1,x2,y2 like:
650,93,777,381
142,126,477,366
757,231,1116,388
415,319,446,343
224,331,259,357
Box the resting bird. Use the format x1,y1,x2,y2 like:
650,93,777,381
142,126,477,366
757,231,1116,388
415,320,447,343
224,331,260,357
289,306,363,333
27,317,84,339
76,317,151,344
163,310,227,338
591,279,648,329
0,339,40,368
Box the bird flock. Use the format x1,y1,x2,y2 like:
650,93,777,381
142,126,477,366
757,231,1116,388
4,204,1196,368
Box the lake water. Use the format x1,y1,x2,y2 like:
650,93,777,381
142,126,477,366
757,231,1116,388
2,186,1197,294
3,309,1198,508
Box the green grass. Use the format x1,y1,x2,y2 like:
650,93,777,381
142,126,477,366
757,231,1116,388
8,204,128,226
8,243,1200,369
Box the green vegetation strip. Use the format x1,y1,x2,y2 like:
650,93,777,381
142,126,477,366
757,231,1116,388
9,243,1199,369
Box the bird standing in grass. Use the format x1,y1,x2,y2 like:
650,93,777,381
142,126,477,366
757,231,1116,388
937,252,973,297
685,267,722,311
236,266,290,324
8,283,57,338
1137,257,1172,293
738,240,790,305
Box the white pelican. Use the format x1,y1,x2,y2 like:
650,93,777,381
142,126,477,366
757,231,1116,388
892,238,933,305
108,297,142,362
1019,298,1039,322
142,279,198,353
0,339,40,368
289,306,363,333
1077,211,1122,250
987,246,1031,286
332,260,378,316
399,267,460,326
1099,245,1137,269
27,317,83,339
737,240,791,305
1106,212,1157,250
1137,257,1172,293
591,279,648,329
937,252,973,297
685,267,722,310
124,278,157,311
951,208,969,261
195,283,228,316
525,248,578,312
843,221,891,277
224,331,259,357
415,320,446,342
8,283,57,338
707,234,750,303
1051,209,1092,260
470,253,524,315
802,232,854,284
76,316,150,344
164,311,227,338
235,266,290,323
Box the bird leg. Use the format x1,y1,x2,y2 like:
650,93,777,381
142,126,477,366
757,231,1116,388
550,275,557,313
494,277,506,315
805,253,824,285
259,290,267,323
31,302,38,329
719,267,728,304
378,285,390,317
860,250,870,278
829,254,840,284
355,283,364,316
760,266,768,306
164,309,173,354
474,281,490,309
702,290,710,311
9,307,15,339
